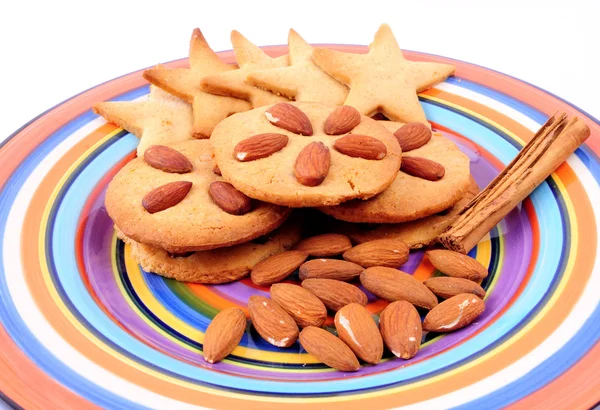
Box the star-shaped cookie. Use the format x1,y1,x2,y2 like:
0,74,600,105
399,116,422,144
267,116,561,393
143,29,251,138
200,31,289,108
312,24,455,124
93,84,193,156
247,29,348,105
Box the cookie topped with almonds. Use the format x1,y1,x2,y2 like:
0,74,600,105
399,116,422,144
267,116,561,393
105,139,290,253
210,102,402,207
320,132,471,223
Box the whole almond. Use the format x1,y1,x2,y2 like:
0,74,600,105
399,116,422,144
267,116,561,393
301,278,367,312
426,250,488,282
333,135,387,160
203,307,246,363
265,103,313,136
379,301,422,359
299,326,360,371
324,106,361,135
360,266,438,310
270,284,327,328
233,133,289,162
144,145,193,173
299,259,364,281
208,181,253,215
423,293,485,332
248,295,299,347
393,122,432,152
335,303,383,364
424,277,486,299
142,181,193,214
343,239,409,268
294,141,331,186
401,156,445,181
294,233,352,257
251,250,309,286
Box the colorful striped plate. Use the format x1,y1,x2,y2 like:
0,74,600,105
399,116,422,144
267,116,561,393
0,45,599,410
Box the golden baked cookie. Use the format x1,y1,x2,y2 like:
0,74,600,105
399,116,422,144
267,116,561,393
116,219,301,284
210,102,402,207
320,133,471,223
93,84,193,156
105,139,290,253
247,29,348,105
143,29,251,138
334,176,479,248
200,31,289,108
312,24,455,124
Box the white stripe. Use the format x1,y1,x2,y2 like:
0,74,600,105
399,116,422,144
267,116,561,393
2,117,206,409
396,151,600,408
434,82,543,131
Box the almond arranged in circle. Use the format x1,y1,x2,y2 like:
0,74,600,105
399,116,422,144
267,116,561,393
333,135,388,160
324,105,361,135
144,145,193,173
342,239,409,268
301,278,367,312
233,133,289,162
265,103,313,136
294,141,331,187
379,301,422,359
394,122,432,152
208,181,253,215
270,284,327,328
294,233,352,257
401,156,445,181
251,250,309,286
426,249,488,282
142,181,193,214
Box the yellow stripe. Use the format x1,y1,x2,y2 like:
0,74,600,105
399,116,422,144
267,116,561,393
35,100,582,404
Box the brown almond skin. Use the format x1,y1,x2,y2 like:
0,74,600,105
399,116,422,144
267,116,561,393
393,122,432,152
360,266,438,310
203,308,246,363
212,164,222,176
335,303,383,364
333,134,388,160
301,278,367,312
265,103,313,136
233,133,289,162
251,250,309,286
426,250,488,282
142,181,193,214
379,301,422,359
299,259,364,281
343,239,410,268
300,327,360,372
270,284,327,328
294,141,331,186
423,293,485,332
144,145,193,173
208,181,253,215
248,296,299,347
294,233,352,257
424,277,486,299
401,156,445,181
324,106,361,135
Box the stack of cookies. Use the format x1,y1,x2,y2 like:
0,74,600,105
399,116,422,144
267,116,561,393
94,24,485,370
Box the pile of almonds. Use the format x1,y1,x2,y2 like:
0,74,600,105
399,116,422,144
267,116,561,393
203,234,488,370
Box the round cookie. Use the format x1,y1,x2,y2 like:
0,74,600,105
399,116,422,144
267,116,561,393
334,176,479,248
105,139,290,253
210,102,402,207
116,219,301,284
320,133,471,223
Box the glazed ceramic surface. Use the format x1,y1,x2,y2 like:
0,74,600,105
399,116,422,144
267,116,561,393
0,45,599,409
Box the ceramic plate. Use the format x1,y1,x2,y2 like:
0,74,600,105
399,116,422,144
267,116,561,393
0,45,599,410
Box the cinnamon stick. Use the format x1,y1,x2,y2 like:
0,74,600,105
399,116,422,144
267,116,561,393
438,112,590,253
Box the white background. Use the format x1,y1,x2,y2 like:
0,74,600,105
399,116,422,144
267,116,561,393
0,0,598,407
